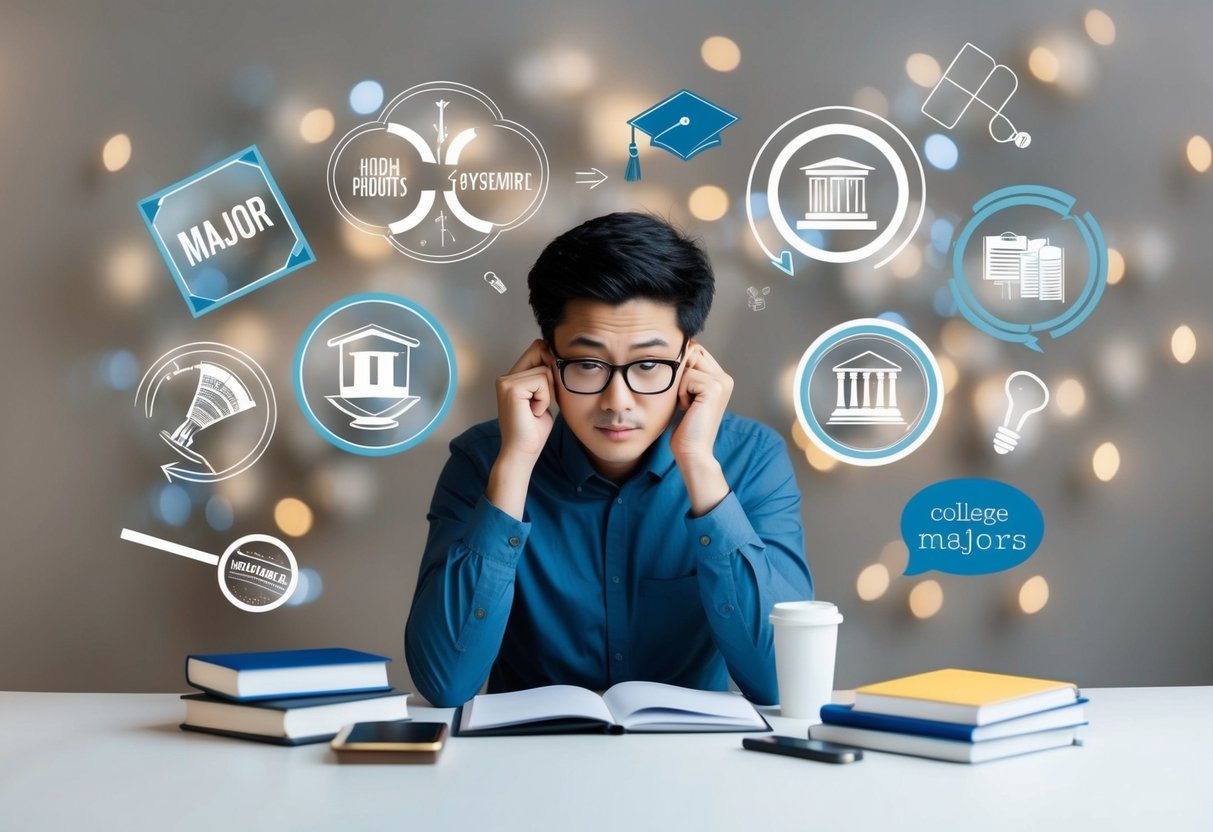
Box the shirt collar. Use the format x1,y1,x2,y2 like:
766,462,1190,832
554,413,679,488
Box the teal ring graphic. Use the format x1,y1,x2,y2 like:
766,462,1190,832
293,292,457,457
794,319,943,466
949,185,1107,352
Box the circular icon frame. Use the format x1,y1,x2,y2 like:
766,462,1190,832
294,292,457,456
794,318,944,467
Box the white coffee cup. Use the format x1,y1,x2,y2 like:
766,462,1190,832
769,600,843,720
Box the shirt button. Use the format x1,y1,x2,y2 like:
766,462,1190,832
613,652,623,661
720,603,734,614
508,536,521,547
615,497,623,505
611,575,620,584
699,535,711,546
474,608,487,620
577,486,583,493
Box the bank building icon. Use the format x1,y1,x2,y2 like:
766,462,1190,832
326,324,421,430
827,351,906,425
797,157,878,231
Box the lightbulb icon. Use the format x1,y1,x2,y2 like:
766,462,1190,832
993,371,1049,454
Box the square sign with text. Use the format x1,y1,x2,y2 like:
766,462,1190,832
138,145,315,317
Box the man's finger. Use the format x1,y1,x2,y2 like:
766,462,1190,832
505,339,551,375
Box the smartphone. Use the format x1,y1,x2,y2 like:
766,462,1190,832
742,735,863,764
331,720,448,763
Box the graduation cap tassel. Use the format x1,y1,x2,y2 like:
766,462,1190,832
625,126,642,182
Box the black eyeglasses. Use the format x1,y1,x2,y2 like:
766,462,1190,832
550,336,688,395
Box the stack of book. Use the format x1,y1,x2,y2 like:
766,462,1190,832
809,668,1086,764
179,647,410,746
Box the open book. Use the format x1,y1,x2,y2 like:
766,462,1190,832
455,681,771,736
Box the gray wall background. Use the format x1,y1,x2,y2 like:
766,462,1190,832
2,0,1211,696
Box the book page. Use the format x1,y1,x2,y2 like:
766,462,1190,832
462,685,615,731
602,681,765,731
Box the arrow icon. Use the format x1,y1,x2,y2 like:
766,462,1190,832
575,168,609,189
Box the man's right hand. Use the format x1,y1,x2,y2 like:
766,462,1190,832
487,340,556,519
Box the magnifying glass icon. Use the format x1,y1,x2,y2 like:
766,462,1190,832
120,528,299,613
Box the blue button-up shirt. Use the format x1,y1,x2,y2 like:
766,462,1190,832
405,412,813,707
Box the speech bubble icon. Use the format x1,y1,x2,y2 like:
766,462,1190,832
900,478,1044,576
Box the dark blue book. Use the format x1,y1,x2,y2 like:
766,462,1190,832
185,648,391,701
181,688,410,745
819,698,1088,742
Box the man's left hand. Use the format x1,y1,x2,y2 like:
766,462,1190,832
671,342,734,516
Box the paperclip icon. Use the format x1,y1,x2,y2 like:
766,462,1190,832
922,43,1031,149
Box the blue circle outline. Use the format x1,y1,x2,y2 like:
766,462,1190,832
293,292,457,457
796,321,942,462
949,185,1107,352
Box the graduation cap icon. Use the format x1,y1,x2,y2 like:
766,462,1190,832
625,89,739,182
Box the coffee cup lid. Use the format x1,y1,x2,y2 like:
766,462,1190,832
768,600,843,625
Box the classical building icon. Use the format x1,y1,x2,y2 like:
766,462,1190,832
797,157,878,231
827,351,906,425
326,324,421,430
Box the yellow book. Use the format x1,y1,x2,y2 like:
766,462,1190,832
853,669,1079,726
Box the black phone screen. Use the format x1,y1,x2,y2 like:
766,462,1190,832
344,720,447,745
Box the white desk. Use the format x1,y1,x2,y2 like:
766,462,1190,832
1,688,1209,831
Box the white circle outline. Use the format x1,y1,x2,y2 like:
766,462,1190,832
767,124,908,264
792,318,944,467
746,106,925,270
216,534,299,613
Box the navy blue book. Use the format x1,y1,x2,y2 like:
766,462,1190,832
180,689,410,746
185,648,392,702
819,698,1089,742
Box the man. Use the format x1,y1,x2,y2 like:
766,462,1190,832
405,212,813,708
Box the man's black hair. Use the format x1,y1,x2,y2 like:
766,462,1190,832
527,212,715,342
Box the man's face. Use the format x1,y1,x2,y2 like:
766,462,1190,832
548,298,687,483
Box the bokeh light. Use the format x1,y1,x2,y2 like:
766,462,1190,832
1084,10,1116,45
804,442,838,472
156,484,191,527
1092,441,1120,482
1028,46,1061,83
274,497,315,537
924,133,959,170
102,133,132,172
1106,246,1125,285
285,567,324,607
905,53,941,87
98,350,139,391
701,36,741,72
888,244,923,279
1185,136,1212,174
857,563,890,601
790,420,810,451
937,354,959,394
852,87,888,118
349,80,384,115
1055,377,1086,417
299,108,335,143
1018,575,1050,614
339,219,394,262
688,185,729,221
1171,325,1196,364
909,580,943,619
878,540,909,572
205,495,234,532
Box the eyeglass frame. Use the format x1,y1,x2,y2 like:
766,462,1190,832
548,335,689,395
